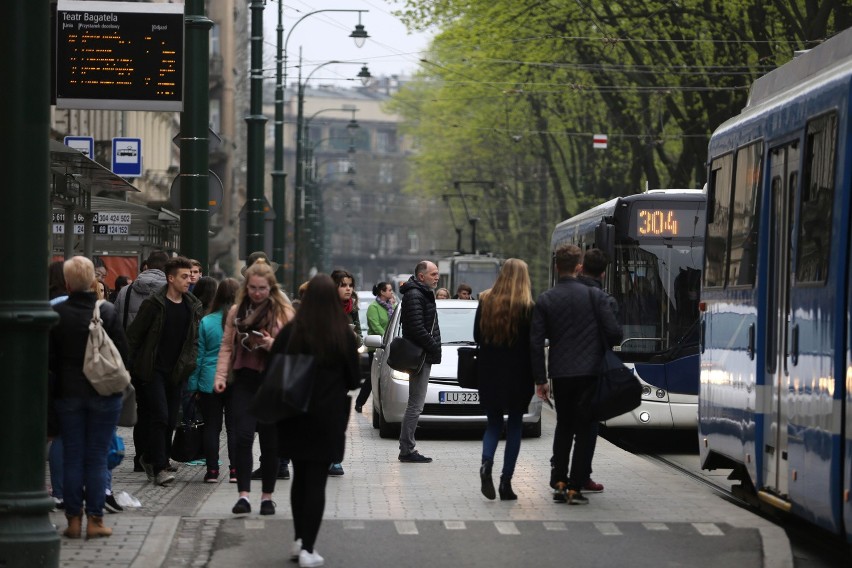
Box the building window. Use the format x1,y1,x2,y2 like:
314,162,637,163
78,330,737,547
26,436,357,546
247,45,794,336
350,194,361,212
379,162,393,185
376,130,397,153
408,231,419,253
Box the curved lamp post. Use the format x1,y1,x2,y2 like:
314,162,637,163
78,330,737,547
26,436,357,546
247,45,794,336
272,6,369,285
292,61,371,291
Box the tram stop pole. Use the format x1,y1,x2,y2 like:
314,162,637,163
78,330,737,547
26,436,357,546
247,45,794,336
0,1,61,566
179,0,213,271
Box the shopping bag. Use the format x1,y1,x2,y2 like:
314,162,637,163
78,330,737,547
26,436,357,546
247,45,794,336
456,346,479,389
107,432,125,470
170,400,205,462
118,384,137,427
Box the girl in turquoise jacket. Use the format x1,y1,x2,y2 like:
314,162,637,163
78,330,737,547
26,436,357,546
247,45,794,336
187,278,240,483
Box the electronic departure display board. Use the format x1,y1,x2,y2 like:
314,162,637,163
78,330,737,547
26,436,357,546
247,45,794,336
55,1,184,111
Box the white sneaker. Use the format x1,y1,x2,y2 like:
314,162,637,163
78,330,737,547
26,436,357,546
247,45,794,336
298,549,324,567
290,538,302,561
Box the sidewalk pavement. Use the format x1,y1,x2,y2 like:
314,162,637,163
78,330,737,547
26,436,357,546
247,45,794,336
49,405,791,568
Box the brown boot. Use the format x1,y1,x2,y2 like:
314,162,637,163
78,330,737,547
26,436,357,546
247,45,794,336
86,514,112,539
63,514,82,539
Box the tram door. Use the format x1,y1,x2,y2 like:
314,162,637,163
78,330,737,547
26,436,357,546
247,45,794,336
763,141,799,497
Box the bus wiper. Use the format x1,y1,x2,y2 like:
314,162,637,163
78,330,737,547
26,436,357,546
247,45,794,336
443,340,477,345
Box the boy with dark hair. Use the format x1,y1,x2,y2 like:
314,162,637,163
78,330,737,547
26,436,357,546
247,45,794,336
127,256,203,486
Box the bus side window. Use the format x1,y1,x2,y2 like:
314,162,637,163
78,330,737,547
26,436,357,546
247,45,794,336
705,154,734,288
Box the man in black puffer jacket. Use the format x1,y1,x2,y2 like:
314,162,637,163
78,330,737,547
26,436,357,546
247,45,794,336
397,260,441,463
531,245,622,505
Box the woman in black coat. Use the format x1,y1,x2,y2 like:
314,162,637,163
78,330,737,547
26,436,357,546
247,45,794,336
271,274,360,567
473,259,535,501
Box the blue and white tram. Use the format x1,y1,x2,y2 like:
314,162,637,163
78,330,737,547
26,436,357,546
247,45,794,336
551,189,705,428
699,27,852,543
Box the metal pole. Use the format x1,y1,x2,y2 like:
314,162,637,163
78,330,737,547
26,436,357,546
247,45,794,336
179,0,213,271
291,59,305,294
0,1,60,565
245,0,267,256
271,0,287,285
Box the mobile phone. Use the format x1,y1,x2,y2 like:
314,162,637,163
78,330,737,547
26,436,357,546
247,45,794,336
250,330,264,337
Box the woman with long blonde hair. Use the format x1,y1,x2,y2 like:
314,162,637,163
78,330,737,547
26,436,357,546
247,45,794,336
473,258,535,500
214,259,294,515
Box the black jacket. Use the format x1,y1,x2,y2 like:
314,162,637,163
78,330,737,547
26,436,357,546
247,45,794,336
530,277,622,383
49,292,129,400
274,324,360,463
126,285,203,385
399,277,442,364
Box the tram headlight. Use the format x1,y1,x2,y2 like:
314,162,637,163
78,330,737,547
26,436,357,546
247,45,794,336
655,388,666,399
642,385,652,396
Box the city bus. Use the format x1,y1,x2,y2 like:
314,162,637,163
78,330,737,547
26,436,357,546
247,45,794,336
551,189,706,428
437,253,503,298
699,27,852,543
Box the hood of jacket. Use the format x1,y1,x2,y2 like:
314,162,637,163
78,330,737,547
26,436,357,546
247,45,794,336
400,276,434,297
131,269,166,296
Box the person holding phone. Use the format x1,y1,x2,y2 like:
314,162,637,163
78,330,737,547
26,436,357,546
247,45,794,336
214,259,295,515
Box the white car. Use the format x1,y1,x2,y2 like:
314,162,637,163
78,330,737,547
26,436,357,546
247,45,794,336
365,298,542,438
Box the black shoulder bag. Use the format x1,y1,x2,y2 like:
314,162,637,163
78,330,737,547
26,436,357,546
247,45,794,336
387,314,436,375
585,287,642,421
250,337,316,423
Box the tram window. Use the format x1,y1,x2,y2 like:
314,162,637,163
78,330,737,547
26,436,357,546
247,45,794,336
729,142,763,288
704,154,733,288
797,113,837,285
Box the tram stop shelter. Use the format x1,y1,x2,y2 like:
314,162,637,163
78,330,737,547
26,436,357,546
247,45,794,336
49,139,181,287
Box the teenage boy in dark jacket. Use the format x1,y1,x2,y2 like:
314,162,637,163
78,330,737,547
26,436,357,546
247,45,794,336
397,260,441,463
531,245,621,505
127,257,203,486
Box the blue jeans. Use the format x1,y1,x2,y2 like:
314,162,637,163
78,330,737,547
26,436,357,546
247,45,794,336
399,363,431,455
55,395,122,517
482,409,523,478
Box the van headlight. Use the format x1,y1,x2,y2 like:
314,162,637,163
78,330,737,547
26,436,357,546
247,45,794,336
391,369,410,381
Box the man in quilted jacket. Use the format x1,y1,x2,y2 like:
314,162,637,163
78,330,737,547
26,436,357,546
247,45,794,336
397,260,441,463
531,245,621,505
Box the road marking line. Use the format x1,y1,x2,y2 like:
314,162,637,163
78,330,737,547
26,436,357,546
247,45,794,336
444,521,466,530
494,521,520,535
643,522,669,531
543,522,568,531
343,521,365,530
395,521,418,535
594,522,622,536
244,520,265,530
692,523,724,536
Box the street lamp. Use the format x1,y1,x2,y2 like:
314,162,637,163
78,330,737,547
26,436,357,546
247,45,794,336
272,7,369,285
292,60,371,292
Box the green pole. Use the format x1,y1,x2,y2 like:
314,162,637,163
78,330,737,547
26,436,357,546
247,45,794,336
291,76,305,294
246,0,267,256
180,0,213,271
0,1,60,566
271,0,287,287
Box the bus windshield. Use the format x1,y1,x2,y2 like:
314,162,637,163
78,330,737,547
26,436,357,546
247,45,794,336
454,261,500,297
611,242,702,355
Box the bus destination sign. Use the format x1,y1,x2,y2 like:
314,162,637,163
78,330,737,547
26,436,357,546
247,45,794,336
55,1,184,111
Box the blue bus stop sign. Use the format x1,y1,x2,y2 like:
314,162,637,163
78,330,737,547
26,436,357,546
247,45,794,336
112,137,142,177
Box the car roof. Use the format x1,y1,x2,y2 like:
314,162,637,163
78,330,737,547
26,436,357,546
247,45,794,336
435,299,479,306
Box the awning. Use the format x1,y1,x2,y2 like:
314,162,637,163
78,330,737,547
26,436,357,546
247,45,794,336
49,139,140,193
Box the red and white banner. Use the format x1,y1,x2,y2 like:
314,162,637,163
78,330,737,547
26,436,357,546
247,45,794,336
593,133,608,149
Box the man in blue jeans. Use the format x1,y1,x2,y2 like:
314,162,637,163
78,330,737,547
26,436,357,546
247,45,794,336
397,261,442,463
127,257,202,486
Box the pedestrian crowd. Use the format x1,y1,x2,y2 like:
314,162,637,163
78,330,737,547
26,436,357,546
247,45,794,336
46,243,621,566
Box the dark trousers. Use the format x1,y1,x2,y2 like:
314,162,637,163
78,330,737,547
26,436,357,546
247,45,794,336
291,460,330,553
551,376,596,491
198,391,235,471
138,369,181,474
231,369,278,493
132,378,149,468
354,352,374,407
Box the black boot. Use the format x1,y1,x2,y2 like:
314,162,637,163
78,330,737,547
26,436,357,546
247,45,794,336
480,459,496,500
498,475,517,500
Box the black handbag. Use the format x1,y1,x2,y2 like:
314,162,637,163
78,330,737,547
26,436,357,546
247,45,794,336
456,346,479,389
171,399,204,462
585,288,642,422
251,348,316,423
386,315,436,375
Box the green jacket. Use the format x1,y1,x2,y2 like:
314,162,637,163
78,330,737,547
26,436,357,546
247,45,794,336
126,285,203,385
366,300,391,351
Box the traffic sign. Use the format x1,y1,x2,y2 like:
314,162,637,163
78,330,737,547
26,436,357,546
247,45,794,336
112,137,142,177
593,134,608,149
64,136,94,159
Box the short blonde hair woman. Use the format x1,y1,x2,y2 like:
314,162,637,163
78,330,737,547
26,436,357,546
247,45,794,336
214,259,294,515
473,258,535,501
